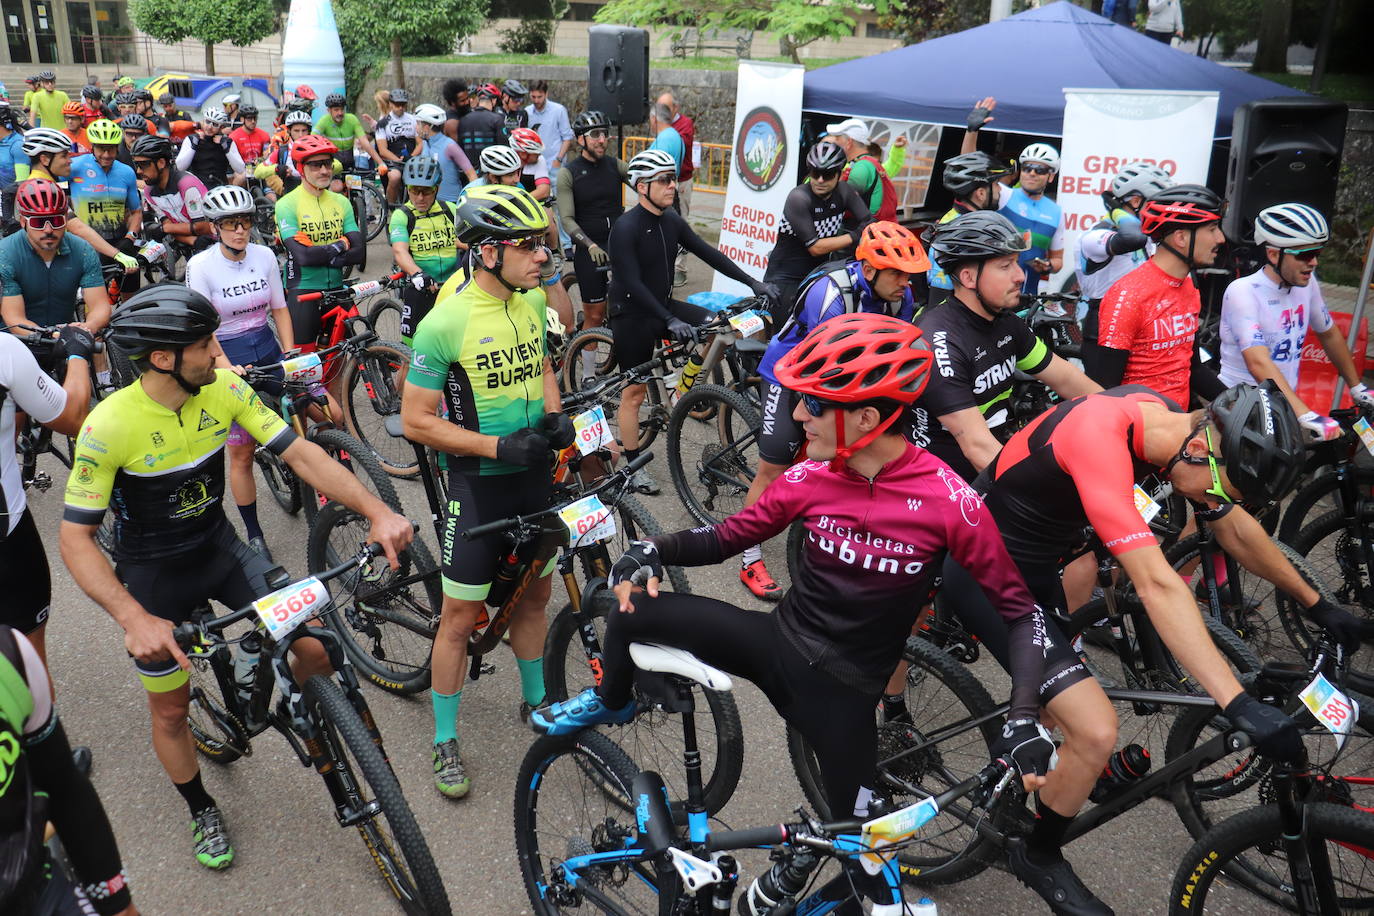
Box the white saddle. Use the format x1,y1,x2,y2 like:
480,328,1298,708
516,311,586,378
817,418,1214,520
628,643,733,691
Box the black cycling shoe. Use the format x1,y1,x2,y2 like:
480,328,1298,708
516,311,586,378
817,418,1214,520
1006,839,1114,915
71,745,93,777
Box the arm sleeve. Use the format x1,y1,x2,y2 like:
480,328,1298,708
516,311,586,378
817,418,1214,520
1078,228,1115,266
607,220,673,323
1105,219,1146,256
1190,346,1225,403
843,182,873,234
676,212,758,289
556,168,584,241
882,143,908,178
782,187,821,248
1013,317,1053,373
332,228,365,266
447,142,473,175
652,473,806,564
175,136,194,170
0,335,65,426
226,141,245,174
1088,345,1130,389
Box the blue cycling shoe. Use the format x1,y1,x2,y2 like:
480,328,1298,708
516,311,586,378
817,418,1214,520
529,688,637,735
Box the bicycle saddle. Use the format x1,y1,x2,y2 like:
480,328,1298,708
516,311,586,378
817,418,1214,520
628,643,733,691
733,337,766,355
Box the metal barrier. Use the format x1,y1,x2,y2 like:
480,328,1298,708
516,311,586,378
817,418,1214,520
620,135,730,195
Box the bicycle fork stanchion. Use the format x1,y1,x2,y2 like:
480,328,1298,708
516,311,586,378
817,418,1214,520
1276,771,1342,916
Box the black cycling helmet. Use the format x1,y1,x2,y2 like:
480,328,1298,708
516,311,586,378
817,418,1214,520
238,104,258,118
572,110,609,136
940,151,1013,198
112,92,136,107
1200,380,1304,506
81,85,103,101
134,88,154,103
158,92,175,106
502,79,528,98
806,141,847,173
131,133,175,161
926,210,1031,270
403,155,442,188
119,113,147,132
287,97,314,112
389,87,410,105
37,70,55,82
108,284,221,358
325,92,346,108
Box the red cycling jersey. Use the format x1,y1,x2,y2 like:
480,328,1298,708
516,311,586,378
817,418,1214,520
1097,260,1199,406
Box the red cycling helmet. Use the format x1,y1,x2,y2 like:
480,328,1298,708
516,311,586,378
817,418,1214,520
1138,184,1223,237
16,178,68,217
509,127,544,156
773,313,933,467
294,84,317,101
290,134,339,166
856,221,931,274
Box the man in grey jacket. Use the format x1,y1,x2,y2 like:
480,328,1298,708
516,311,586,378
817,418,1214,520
1145,0,1184,43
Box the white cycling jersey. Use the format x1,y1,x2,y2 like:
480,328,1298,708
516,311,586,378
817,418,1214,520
1075,215,1153,302
1218,266,1334,389
0,333,67,536
185,243,286,338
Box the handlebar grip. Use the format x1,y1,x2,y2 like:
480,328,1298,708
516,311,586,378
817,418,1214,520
623,451,653,474
463,516,516,540
705,824,788,851
172,622,196,651
297,290,324,303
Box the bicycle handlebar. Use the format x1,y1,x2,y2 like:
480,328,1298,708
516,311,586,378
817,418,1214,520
462,452,654,540
5,323,107,355
560,353,673,411
296,272,405,304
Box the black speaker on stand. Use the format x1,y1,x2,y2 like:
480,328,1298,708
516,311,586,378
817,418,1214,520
589,25,650,159
1224,97,1347,244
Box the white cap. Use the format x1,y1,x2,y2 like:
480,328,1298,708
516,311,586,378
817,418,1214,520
826,117,870,144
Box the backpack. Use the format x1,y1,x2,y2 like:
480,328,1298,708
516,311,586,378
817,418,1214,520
843,154,898,222
401,200,459,238
774,259,860,341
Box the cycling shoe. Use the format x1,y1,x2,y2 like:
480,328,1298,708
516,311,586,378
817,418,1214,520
1006,839,1114,915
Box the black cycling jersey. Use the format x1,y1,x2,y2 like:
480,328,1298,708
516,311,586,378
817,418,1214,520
456,109,507,169
911,299,1052,481
564,154,624,226
764,180,871,290
185,134,233,189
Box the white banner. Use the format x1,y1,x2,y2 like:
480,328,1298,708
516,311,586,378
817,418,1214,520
713,61,805,296
1055,89,1219,289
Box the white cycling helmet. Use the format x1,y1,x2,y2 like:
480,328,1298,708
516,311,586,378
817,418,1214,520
22,128,72,157
201,106,228,126
413,103,446,127
222,94,241,106
627,148,677,188
1019,142,1060,172
1253,202,1330,249
284,109,313,127
1110,162,1174,203
479,144,522,176
202,184,256,221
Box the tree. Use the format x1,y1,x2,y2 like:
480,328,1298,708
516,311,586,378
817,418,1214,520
875,0,983,45
1252,0,1292,72
129,0,277,74
1184,0,1258,58
333,0,488,91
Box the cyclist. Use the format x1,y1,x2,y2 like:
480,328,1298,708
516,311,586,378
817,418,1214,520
60,101,92,156
1075,161,1174,375
175,107,245,190
111,93,137,124
413,103,475,203
131,134,214,250
389,156,460,344
0,103,29,229
22,127,142,270
0,625,138,916
761,140,872,325
274,134,364,358
314,92,378,174
186,184,295,563
455,83,506,172
28,71,68,129
78,84,108,124
499,79,530,132
509,127,550,200
1001,142,1065,294
116,114,148,166
533,315,1058,906
253,109,313,198
400,184,575,799
374,88,418,205
557,109,628,331
228,105,271,166
68,119,144,295
741,221,928,600
1086,184,1228,408
926,150,1015,304
914,210,1100,483
608,148,778,494
0,179,110,333
473,144,523,188
220,93,242,131
1218,202,1374,434
59,285,413,870
133,88,155,120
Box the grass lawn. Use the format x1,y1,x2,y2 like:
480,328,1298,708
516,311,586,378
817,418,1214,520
418,52,855,71
1253,71,1374,103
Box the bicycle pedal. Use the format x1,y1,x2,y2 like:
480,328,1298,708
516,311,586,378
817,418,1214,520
29,472,51,491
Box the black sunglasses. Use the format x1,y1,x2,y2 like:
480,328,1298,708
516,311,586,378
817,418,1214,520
1022,164,1053,175
809,168,841,181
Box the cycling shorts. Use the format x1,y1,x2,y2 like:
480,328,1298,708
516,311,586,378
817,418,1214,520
334,149,356,173
609,298,713,371
0,509,52,634
399,283,437,343
284,287,333,348
441,468,554,601
218,324,284,446
758,381,803,466
118,520,277,691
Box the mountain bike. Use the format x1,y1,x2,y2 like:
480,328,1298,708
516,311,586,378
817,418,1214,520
174,540,451,914
343,165,389,244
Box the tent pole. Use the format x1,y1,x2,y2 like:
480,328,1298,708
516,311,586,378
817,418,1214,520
1332,227,1374,410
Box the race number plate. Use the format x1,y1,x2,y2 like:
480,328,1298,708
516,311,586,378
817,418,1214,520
1299,672,1360,749
860,795,939,870
253,577,331,639
345,173,363,190
558,495,616,547
282,352,325,384
350,280,382,297
1133,484,1162,524
138,240,167,262
727,310,766,338
1354,417,1374,456
573,406,614,455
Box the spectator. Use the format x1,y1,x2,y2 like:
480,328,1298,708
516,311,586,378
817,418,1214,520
500,79,530,132
1145,0,1183,43
647,102,684,178
825,117,897,221
361,89,391,135
441,78,471,140
29,71,70,130
657,91,694,216
526,80,572,173
1102,0,1138,26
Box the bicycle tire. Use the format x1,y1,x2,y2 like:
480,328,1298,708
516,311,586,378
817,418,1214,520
340,339,420,479
308,500,441,694
666,384,760,527
303,676,451,915
1278,467,1374,545
1288,507,1374,687
301,427,404,528
786,635,1003,886
541,601,744,817
255,445,302,515
514,730,649,915
559,327,616,393
187,650,248,764
367,297,406,343
1167,802,1374,914
581,494,691,595
360,183,389,242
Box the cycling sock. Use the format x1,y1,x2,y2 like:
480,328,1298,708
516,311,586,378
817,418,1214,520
623,447,641,463
516,656,546,707
432,688,462,745
741,544,763,567
174,772,217,817
237,501,263,541
881,693,908,719
1027,797,1074,861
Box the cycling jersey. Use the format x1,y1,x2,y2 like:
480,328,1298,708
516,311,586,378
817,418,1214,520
1219,267,1334,389
313,112,365,152
928,184,1012,291
142,168,208,225
184,243,286,338
228,125,271,163
406,273,548,475
456,108,506,168
387,200,459,280
275,185,359,291
913,299,1052,480
422,132,473,202
61,127,91,157
62,370,296,562
1076,212,1151,302
1097,259,1200,407
763,181,870,294
0,334,67,535
0,230,102,327
519,155,550,193
176,133,244,189
0,132,28,186
1001,186,1064,294
67,153,139,242
374,112,418,160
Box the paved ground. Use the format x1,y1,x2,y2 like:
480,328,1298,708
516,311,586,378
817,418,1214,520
34,230,1323,915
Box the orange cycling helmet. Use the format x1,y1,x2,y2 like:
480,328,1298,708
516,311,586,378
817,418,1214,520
289,134,339,166
773,313,933,466
62,101,86,116
856,221,930,274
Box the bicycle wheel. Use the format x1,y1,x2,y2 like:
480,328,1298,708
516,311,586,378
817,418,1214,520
541,601,744,816
308,500,441,694
1168,802,1374,914
340,339,419,479
786,636,1003,886
368,297,405,343
1289,507,1374,682
666,384,760,527
301,427,403,528
1279,468,1374,544
559,327,616,393
187,650,248,764
255,445,301,515
303,676,451,915
584,495,691,595
514,730,655,915
360,183,389,242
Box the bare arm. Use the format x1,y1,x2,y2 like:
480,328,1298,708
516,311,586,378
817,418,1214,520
1035,353,1101,399
401,382,498,459
391,240,420,276
2,295,29,334
1209,507,1321,609
937,406,1004,473
1317,324,1363,389
79,284,111,331
960,97,996,154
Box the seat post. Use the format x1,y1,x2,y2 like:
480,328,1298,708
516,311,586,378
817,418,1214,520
675,679,708,824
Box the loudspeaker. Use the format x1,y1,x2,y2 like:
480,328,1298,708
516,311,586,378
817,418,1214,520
1224,97,1347,243
588,25,650,126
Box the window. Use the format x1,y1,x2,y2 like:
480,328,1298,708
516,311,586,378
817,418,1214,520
94,0,134,64
865,22,900,40
2,0,31,63
67,1,93,64
568,2,599,20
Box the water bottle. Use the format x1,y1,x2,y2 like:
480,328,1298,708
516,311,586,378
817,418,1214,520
1089,743,1151,803
675,351,706,397
232,631,262,706
907,898,939,915
740,850,817,915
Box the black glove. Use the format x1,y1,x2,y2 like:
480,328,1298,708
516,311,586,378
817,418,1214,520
409,270,434,291
966,104,993,133
1224,693,1303,765
992,718,1056,779
1306,597,1374,654
750,281,782,305
665,316,695,343
542,411,576,450
143,223,166,242
495,427,552,468
57,324,97,362
609,540,665,589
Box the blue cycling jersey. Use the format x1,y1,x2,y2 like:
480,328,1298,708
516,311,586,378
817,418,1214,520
68,153,140,242
1001,186,1062,294
0,132,27,187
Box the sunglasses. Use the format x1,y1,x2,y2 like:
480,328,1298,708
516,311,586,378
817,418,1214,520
23,213,66,231
584,129,608,140
1021,164,1053,175
132,159,158,171
408,185,438,195
801,393,839,417
651,175,677,186
1282,246,1322,261
216,216,253,231
809,169,841,182
495,236,546,253
1179,426,1234,504
302,158,334,171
